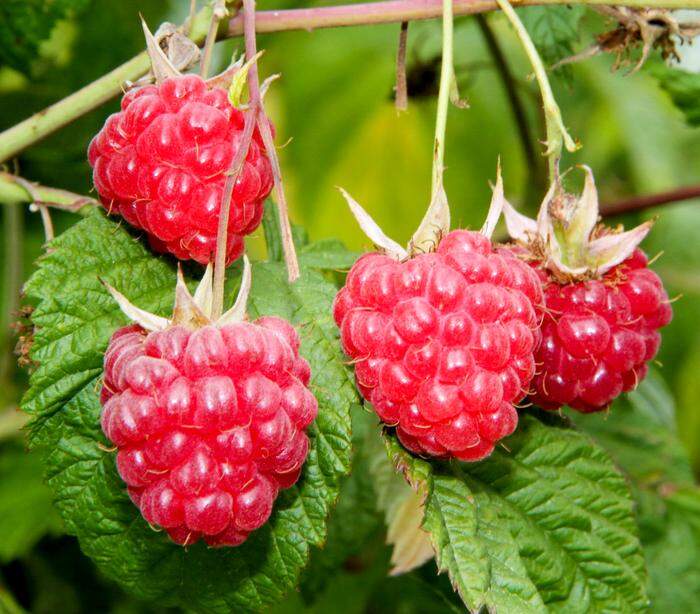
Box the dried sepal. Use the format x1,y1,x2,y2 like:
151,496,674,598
142,17,181,82
480,163,506,239
219,256,252,326
386,488,434,576
193,263,214,319
503,199,538,243
503,166,654,278
100,279,169,332
154,22,201,73
408,179,450,256
171,266,212,329
587,221,654,273
338,188,408,261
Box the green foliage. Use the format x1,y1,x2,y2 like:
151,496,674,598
0,0,90,73
576,372,700,611
20,211,357,612
518,5,586,72
649,61,700,127
385,414,648,613
0,442,61,563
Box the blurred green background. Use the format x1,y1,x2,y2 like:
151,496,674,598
1,0,699,611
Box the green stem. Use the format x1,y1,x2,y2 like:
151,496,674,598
0,205,22,385
431,0,454,199
0,172,95,212
495,0,578,182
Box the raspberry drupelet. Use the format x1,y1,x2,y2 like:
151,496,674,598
503,167,672,413
99,260,316,546
88,74,273,265
332,176,542,461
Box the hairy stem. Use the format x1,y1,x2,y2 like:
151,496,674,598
495,0,578,182
1,0,697,163
212,106,258,320
243,0,300,282
431,0,454,199
200,0,227,78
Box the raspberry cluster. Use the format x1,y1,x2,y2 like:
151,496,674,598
88,74,273,264
100,317,316,546
333,230,542,461
530,249,672,412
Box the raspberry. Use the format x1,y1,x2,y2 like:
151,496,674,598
333,230,542,461
503,166,672,412
101,317,315,547
529,250,671,412
88,74,273,265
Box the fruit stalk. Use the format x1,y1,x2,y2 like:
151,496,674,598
495,0,578,181
1,0,697,164
211,105,259,320
242,0,300,283
431,0,454,200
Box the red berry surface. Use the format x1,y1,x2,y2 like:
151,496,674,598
527,249,672,412
100,317,316,547
333,230,543,461
88,74,274,264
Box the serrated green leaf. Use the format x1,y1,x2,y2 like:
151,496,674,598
649,61,700,127
384,414,648,613
21,211,357,612
574,372,700,611
575,369,693,488
518,5,586,81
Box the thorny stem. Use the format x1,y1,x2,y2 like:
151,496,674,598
395,22,409,111
212,105,258,320
1,0,697,164
495,0,578,182
431,0,454,200
243,0,300,282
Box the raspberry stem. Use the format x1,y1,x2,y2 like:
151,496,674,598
495,0,579,182
242,0,300,283
200,0,230,79
211,104,258,320
430,0,454,202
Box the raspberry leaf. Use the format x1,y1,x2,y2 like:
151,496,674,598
383,414,647,612
576,372,700,611
21,211,356,611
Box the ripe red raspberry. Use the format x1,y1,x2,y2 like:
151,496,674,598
503,167,672,412
101,318,315,547
99,260,316,547
529,250,671,412
333,229,543,461
88,74,273,265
